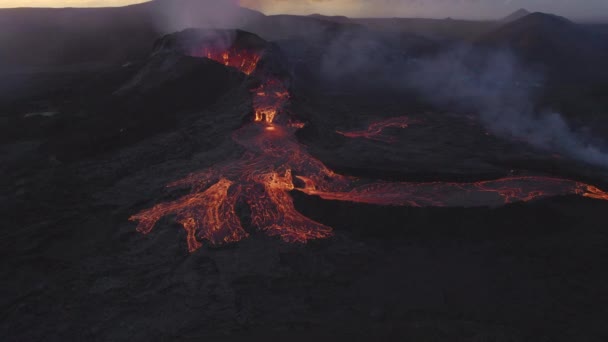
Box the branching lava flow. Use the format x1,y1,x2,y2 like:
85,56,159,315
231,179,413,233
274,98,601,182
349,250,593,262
130,45,608,252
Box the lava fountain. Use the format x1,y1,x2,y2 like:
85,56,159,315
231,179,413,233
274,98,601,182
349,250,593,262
130,42,608,253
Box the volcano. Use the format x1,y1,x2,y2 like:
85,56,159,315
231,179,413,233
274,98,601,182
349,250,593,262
478,12,608,81
5,5,608,340
128,30,608,252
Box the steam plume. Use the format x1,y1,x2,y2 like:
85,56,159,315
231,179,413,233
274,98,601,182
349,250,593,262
318,31,608,168
407,48,608,168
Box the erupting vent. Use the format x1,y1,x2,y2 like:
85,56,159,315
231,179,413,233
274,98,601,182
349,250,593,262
191,47,261,75
252,78,289,124
130,45,608,253
192,46,288,124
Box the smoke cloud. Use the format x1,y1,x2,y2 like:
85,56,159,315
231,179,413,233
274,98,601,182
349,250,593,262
407,48,608,167
318,31,608,167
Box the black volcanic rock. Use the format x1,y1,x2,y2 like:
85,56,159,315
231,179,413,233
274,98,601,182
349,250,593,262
4,5,608,342
112,29,277,137
501,8,531,23
116,29,271,108
115,53,245,104
44,57,246,162
8,29,279,162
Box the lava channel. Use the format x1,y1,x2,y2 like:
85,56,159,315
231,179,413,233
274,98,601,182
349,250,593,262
337,116,417,143
130,46,608,253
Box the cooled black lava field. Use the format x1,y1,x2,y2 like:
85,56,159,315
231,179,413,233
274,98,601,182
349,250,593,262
2,3,608,341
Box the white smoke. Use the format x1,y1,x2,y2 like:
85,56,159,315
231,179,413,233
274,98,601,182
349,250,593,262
317,30,608,168
149,0,258,33
407,47,608,168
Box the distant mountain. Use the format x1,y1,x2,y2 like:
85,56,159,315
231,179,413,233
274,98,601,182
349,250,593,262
501,8,530,23
308,14,352,24
479,12,579,57
353,17,497,41
478,12,608,80
0,1,265,68
481,12,574,45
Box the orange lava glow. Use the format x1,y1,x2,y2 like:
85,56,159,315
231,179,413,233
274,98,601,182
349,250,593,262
191,47,261,75
580,185,608,201
252,78,289,124
130,120,348,252
298,176,608,208
194,46,288,124
337,116,417,143
130,178,247,252
130,45,608,253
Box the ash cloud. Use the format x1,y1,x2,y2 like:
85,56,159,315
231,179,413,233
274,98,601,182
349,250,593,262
318,32,608,168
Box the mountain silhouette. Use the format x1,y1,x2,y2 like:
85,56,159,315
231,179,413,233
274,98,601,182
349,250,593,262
501,8,531,23
478,12,608,80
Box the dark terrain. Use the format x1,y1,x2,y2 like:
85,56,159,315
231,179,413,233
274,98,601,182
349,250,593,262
2,3,608,341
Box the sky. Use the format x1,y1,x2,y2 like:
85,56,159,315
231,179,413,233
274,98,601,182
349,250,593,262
0,0,607,20
0,0,148,7
241,0,608,20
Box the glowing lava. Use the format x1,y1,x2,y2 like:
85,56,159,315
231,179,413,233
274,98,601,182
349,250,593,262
252,77,289,124
131,123,342,252
130,45,608,253
191,47,261,75
337,116,417,143
191,45,288,124
299,177,608,208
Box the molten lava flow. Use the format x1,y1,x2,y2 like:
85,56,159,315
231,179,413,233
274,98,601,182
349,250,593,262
195,47,288,124
298,176,608,208
252,78,289,124
245,169,333,242
130,178,248,252
337,116,416,143
131,123,340,250
191,47,261,75
131,46,608,253
579,184,608,201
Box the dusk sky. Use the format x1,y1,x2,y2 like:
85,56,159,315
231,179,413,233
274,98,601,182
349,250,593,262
1,0,607,20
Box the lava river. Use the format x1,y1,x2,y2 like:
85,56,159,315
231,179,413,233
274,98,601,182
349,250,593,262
130,47,608,252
